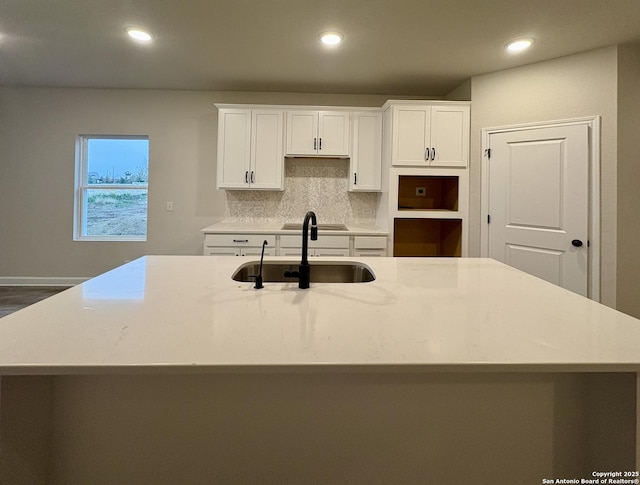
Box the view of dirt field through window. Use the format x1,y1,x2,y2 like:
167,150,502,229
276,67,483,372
85,189,148,236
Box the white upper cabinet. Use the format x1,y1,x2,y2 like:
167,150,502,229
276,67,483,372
217,108,284,190
285,110,350,157
390,103,469,167
350,112,382,191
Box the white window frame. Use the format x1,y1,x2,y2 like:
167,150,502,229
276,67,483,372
74,135,149,242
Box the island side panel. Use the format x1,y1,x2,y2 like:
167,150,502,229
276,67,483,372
46,371,635,484
0,376,54,485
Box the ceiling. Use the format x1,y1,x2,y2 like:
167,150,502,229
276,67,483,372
1,0,640,96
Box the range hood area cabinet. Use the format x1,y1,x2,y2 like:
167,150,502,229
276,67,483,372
216,107,285,190
285,110,350,157
385,101,470,168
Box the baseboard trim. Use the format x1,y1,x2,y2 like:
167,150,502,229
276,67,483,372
0,277,90,287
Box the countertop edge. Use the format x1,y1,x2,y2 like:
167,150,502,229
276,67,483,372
3,362,640,376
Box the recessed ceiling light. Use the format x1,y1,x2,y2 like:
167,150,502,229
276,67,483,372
126,28,153,43
320,31,343,46
506,38,533,53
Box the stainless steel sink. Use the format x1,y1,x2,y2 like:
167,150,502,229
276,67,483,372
280,223,348,231
232,261,375,283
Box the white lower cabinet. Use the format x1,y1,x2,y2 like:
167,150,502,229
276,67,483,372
203,234,276,256
203,232,386,257
280,235,350,257
353,236,388,256
280,248,351,257
353,249,386,257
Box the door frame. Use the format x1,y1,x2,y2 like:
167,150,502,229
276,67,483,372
480,117,601,301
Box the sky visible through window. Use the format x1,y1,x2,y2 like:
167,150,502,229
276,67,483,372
87,138,149,183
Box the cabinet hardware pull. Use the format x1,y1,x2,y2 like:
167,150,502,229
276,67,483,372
425,147,429,161
319,138,322,150
250,171,255,183
431,147,436,161
314,137,317,150
354,173,357,185
245,171,249,183
233,239,249,243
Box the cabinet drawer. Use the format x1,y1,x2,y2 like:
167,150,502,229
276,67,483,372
354,236,387,249
280,235,349,249
354,249,387,257
204,234,276,247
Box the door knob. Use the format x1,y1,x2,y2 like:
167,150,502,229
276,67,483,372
571,239,583,247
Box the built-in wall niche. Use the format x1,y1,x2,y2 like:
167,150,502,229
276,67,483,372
397,175,459,211
393,218,462,257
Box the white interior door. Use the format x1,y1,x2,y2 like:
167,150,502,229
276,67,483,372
487,124,589,296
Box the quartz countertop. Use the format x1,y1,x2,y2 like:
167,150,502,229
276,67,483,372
2,256,640,375
201,221,388,236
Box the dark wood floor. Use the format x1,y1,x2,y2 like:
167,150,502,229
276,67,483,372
0,287,70,318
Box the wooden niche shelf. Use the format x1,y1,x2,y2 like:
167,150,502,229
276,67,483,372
397,175,459,211
393,218,462,257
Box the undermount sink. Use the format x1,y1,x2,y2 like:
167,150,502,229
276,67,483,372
232,261,375,284
280,223,348,231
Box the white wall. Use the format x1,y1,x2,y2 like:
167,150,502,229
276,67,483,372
0,88,409,279
469,47,619,308
616,43,640,318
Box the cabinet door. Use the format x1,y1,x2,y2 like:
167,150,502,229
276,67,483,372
318,111,350,156
216,109,251,188
285,111,318,156
250,110,284,189
430,106,469,167
391,106,431,166
241,248,277,257
313,248,350,257
205,247,242,256
280,248,302,257
350,112,382,191
353,249,387,257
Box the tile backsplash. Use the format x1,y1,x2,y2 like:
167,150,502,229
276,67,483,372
224,158,379,223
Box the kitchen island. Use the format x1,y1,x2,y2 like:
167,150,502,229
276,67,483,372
1,256,639,483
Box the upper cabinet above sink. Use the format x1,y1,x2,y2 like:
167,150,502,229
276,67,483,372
285,110,350,157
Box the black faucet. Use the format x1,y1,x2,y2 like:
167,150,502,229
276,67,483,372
284,211,317,289
251,240,268,289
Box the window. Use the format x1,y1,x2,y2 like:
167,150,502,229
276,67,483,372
74,135,149,241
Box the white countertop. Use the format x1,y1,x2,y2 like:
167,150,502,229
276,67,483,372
201,221,388,236
2,256,640,374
